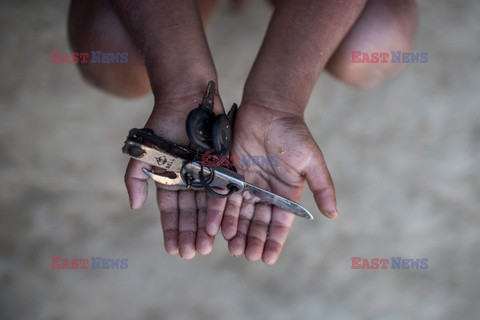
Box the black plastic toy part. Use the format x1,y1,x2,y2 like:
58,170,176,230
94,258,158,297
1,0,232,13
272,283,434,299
185,106,215,151
185,81,237,156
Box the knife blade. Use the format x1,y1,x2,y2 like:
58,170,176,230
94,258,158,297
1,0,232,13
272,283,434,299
243,183,314,220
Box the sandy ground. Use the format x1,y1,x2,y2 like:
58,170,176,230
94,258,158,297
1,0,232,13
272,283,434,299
1,0,479,319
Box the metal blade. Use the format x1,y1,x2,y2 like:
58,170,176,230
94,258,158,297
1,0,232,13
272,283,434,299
243,183,314,220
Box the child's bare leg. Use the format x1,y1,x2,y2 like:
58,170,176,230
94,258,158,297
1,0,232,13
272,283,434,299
68,0,220,98
68,0,149,98
326,0,418,88
268,0,417,88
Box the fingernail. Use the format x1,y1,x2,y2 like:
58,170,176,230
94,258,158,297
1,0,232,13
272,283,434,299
262,252,278,265
321,209,339,219
197,241,213,256
180,247,196,260
165,241,178,255
206,224,217,237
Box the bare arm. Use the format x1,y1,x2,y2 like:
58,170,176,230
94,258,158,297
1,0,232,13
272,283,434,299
244,0,368,112
113,0,226,259
110,0,218,98
222,0,369,264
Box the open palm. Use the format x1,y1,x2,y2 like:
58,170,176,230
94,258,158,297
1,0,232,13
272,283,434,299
124,96,228,260
218,103,339,264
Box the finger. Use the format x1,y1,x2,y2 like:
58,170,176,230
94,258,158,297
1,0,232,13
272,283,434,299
178,191,197,260
125,159,151,210
262,208,295,265
228,199,254,257
156,188,179,255
221,193,243,240
244,202,272,261
196,192,214,255
304,147,339,218
205,195,227,237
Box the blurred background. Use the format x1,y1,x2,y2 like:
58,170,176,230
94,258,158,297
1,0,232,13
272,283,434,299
1,0,479,319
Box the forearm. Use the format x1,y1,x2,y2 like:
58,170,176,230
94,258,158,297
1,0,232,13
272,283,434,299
110,0,217,101
244,0,367,114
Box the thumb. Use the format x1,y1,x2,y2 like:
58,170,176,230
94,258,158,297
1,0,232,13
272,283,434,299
303,145,339,219
124,158,151,210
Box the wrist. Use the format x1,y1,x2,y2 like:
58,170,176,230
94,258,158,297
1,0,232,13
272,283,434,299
152,81,223,117
241,89,306,118
149,63,218,100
